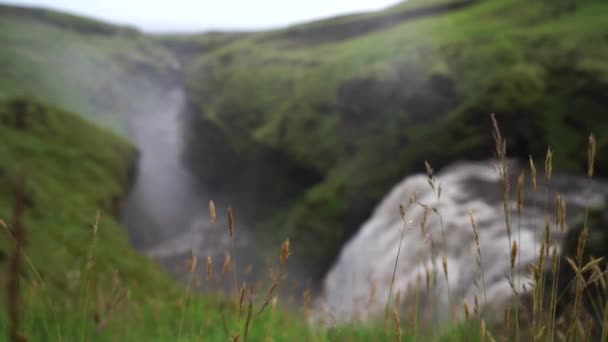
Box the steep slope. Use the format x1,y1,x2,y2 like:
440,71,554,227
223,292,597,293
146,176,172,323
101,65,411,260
179,0,608,279
0,97,168,339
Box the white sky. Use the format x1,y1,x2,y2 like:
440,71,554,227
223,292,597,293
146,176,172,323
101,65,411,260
4,0,402,33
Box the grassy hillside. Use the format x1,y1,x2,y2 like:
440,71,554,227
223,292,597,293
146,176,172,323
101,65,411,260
180,0,608,278
0,96,158,339
0,4,179,135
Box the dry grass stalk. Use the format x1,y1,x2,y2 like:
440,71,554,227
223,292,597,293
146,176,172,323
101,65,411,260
545,148,553,183
557,196,567,233
302,289,312,315
491,114,513,248
517,172,525,216
425,268,431,294
588,134,596,178
490,114,506,164
583,319,593,342
565,256,587,340
544,215,551,249
209,200,217,224
394,290,401,310
469,209,487,307
537,324,547,340
243,290,253,342
533,241,548,327
94,287,128,335
420,207,429,236
393,308,402,342
178,249,199,339
228,207,234,238
576,225,589,267
189,251,198,273
548,245,561,336
81,209,100,340
238,282,247,318
385,190,417,321
442,255,449,291
8,176,27,342
601,297,608,342
225,207,240,317
256,284,278,318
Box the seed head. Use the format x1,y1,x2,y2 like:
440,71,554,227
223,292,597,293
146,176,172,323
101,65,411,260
463,299,471,320
188,248,198,273
516,171,525,215
223,253,231,274
510,241,518,271
529,155,537,190
209,200,217,224
393,309,402,342
206,256,213,280
280,239,291,265
545,147,553,183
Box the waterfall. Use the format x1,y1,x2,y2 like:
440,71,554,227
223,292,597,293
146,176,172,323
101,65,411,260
320,160,608,323
120,85,256,290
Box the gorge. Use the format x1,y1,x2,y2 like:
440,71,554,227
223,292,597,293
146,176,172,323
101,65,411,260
2,1,608,335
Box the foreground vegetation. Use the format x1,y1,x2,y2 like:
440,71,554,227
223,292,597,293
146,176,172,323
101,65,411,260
2,97,608,341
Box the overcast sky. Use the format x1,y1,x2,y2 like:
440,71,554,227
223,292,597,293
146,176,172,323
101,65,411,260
4,0,402,32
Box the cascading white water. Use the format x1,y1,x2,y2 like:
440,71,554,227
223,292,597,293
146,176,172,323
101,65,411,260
320,160,608,323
